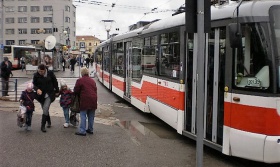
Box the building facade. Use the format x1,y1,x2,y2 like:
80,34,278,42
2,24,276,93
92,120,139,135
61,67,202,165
1,0,76,49
75,35,100,55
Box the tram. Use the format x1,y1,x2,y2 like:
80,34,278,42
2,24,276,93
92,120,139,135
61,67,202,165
94,0,280,163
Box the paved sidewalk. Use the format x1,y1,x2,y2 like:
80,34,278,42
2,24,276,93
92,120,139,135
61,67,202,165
12,64,96,78
0,65,117,126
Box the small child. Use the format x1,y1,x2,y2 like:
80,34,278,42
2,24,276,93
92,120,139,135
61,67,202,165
20,82,36,131
59,79,73,128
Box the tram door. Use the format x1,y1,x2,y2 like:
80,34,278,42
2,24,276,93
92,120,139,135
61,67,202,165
204,28,225,145
124,42,132,98
185,28,225,145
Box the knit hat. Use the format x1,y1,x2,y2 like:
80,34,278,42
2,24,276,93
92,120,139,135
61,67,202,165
60,79,67,87
26,82,33,90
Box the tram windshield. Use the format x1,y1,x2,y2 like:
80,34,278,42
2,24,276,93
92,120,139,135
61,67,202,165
234,23,271,90
270,6,280,89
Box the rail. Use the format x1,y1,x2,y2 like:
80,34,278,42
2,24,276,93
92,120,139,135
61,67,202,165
0,79,18,101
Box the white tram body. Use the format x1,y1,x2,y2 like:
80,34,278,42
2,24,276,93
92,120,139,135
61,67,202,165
94,1,280,163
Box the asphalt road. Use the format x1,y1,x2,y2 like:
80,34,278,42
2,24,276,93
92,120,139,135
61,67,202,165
0,69,279,167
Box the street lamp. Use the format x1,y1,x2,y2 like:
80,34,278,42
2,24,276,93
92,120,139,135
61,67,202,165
64,28,70,56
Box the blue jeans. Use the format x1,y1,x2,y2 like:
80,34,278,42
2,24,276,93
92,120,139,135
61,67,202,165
40,97,51,116
79,109,95,134
62,107,70,123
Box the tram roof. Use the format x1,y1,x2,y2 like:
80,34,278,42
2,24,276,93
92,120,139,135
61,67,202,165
98,0,280,45
142,0,280,34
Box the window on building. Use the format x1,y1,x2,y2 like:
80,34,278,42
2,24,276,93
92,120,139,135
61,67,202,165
18,6,27,12
5,29,14,35
31,17,40,23
31,40,39,44
5,18,14,24
31,6,40,12
18,29,27,34
43,17,52,23
18,17,27,23
65,5,70,12
19,40,26,45
73,11,75,17
31,28,39,34
89,42,92,46
43,6,52,11
6,40,15,45
44,28,52,34
65,17,70,23
5,6,15,12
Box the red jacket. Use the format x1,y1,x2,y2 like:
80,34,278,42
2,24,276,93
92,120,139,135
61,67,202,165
74,75,97,110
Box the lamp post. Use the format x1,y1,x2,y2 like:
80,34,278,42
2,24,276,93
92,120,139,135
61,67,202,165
37,29,46,64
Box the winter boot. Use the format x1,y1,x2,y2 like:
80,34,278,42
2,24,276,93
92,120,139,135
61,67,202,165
46,115,51,128
41,114,47,132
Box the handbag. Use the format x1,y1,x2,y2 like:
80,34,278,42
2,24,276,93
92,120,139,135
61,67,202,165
17,105,26,127
70,94,80,113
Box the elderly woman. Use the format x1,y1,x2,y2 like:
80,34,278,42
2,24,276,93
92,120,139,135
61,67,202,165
74,67,97,136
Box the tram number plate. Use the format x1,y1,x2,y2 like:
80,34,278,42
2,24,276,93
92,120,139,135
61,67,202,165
247,77,261,87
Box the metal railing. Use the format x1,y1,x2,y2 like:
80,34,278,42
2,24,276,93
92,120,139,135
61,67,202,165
0,79,18,101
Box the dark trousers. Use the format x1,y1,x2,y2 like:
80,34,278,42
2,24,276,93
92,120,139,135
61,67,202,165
70,64,75,72
62,65,65,71
1,77,9,96
26,110,33,126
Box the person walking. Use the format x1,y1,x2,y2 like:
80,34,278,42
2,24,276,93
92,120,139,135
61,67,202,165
74,67,97,136
61,56,66,71
33,64,59,132
70,56,77,73
59,79,73,128
20,56,25,71
19,82,36,131
1,57,13,96
85,55,90,68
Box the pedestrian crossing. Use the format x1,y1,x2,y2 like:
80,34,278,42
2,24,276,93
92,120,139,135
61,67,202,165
3,78,79,102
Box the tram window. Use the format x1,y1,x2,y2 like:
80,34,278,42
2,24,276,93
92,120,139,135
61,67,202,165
270,7,280,90
160,44,180,79
112,42,124,76
142,46,156,75
161,33,168,44
94,48,102,65
132,37,143,81
234,24,270,90
103,46,110,72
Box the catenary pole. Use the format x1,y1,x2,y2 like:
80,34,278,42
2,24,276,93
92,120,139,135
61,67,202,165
0,0,3,62
196,0,205,166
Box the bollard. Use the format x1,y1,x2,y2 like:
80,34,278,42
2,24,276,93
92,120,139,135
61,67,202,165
15,79,18,101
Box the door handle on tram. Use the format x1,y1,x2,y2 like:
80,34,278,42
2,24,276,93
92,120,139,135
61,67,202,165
158,81,161,84
233,97,240,102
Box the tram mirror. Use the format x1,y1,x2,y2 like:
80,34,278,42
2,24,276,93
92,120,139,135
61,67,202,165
228,23,242,48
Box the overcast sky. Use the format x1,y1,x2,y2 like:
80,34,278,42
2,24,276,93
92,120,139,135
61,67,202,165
73,0,185,40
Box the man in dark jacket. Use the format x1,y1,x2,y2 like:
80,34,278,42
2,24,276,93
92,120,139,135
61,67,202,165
1,57,13,96
70,56,77,72
33,64,59,132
